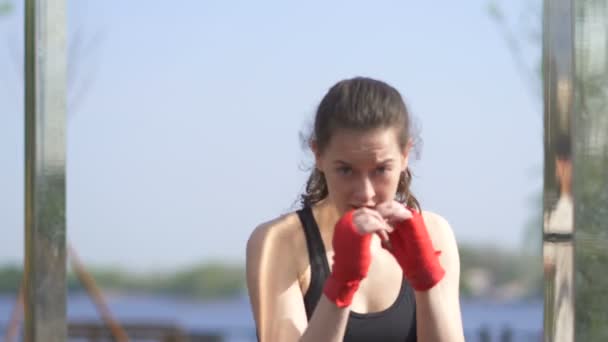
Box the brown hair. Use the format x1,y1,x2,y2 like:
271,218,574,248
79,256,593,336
299,77,421,211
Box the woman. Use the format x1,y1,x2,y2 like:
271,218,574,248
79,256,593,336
246,77,464,341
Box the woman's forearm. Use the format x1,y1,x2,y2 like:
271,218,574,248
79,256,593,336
414,283,464,342
299,295,350,342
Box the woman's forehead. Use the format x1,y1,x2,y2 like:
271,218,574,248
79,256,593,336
327,128,400,152
324,128,402,163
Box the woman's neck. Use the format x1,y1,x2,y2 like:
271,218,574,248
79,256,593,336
312,198,341,232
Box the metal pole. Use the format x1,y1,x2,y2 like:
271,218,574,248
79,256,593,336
23,0,67,341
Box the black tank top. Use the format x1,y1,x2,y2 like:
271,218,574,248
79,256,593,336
297,206,417,341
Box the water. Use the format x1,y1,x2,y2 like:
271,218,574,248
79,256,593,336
0,293,542,341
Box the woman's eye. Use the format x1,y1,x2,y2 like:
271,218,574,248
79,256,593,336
375,166,388,174
337,167,352,175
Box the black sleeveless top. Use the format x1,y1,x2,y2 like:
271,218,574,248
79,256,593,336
297,206,417,341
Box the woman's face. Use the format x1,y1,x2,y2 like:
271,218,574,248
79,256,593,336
313,127,410,215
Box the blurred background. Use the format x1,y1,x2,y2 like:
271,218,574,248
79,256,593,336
1,0,545,341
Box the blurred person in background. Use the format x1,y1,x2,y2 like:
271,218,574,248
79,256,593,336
543,135,574,342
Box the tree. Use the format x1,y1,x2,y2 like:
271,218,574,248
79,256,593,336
0,0,13,16
1,0,104,120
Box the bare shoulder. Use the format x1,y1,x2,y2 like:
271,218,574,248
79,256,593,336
246,211,311,338
421,210,461,286
421,210,458,253
246,211,309,281
247,212,303,263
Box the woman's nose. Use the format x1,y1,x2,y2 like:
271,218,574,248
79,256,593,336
352,177,376,206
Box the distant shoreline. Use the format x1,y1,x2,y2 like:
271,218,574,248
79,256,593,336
0,244,543,301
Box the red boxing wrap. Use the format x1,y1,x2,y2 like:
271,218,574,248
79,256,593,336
387,208,446,291
323,210,372,307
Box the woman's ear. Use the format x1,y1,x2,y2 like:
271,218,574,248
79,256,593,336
401,138,413,172
310,140,324,172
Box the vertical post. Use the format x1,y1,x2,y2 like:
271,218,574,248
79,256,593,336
542,0,574,341
572,1,608,341
23,0,67,341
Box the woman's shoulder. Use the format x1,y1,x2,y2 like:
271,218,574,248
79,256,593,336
246,210,307,262
420,209,459,256
421,209,452,233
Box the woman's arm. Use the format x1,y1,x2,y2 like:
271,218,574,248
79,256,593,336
415,213,464,342
375,202,465,342
246,221,351,342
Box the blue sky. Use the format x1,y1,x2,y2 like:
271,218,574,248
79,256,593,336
0,0,542,271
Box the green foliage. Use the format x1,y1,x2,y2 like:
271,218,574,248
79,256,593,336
0,1,13,16
459,243,543,299
573,152,608,340
161,263,245,298
1,245,543,301
0,264,22,293
572,1,608,335
486,1,505,23
0,262,246,300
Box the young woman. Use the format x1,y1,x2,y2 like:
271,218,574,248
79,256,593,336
246,77,464,341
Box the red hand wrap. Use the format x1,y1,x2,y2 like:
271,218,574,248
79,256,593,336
387,208,445,291
323,210,372,307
